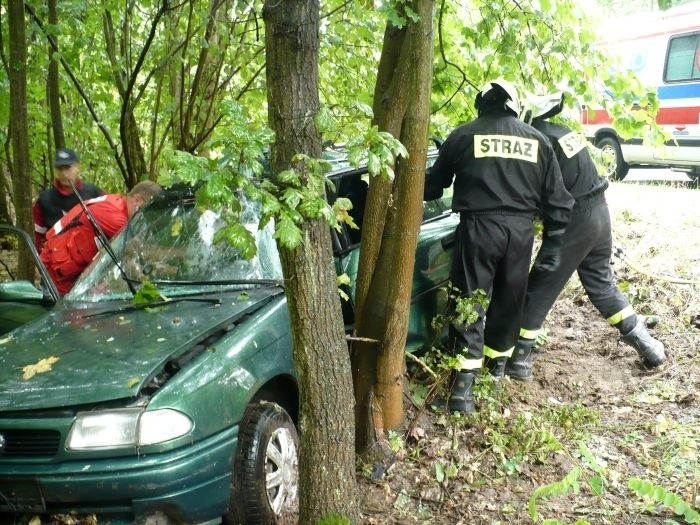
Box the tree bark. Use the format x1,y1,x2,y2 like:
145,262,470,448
263,0,359,522
352,0,435,451
8,0,32,279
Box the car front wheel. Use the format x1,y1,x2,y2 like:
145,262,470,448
224,402,299,525
596,136,629,181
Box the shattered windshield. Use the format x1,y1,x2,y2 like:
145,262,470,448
66,188,282,302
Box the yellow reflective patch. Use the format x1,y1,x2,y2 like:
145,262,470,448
474,135,539,163
607,305,635,325
519,327,540,340
558,131,588,159
483,345,514,358
456,355,483,371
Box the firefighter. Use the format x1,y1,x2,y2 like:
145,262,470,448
506,92,665,381
425,79,574,414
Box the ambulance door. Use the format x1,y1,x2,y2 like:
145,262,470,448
657,30,700,163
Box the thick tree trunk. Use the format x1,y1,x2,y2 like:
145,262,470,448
8,0,32,280
263,1,359,522
353,0,435,451
374,2,434,427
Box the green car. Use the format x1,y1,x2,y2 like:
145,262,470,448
0,156,456,525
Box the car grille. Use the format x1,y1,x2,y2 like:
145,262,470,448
0,429,61,458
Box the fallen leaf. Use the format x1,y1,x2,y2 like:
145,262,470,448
127,377,140,388
22,356,60,380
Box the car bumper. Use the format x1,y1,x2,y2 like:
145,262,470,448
0,425,238,524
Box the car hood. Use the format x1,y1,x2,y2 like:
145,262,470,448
0,287,283,412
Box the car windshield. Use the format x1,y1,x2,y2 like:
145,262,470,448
66,187,282,303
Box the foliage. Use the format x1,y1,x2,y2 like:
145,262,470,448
528,467,584,522
628,478,700,523
430,284,489,337
2,0,662,198
430,0,663,146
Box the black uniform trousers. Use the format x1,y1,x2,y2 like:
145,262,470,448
450,213,534,372
521,195,631,332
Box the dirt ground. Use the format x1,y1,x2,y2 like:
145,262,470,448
358,180,700,524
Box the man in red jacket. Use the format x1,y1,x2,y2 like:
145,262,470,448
40,181,162,296
33,148,104,251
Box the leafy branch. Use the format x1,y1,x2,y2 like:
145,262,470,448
628,478,700,524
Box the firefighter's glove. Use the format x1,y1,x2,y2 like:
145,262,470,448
534,229,565,272
533,245,561,272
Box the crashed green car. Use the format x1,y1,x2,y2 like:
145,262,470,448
0,157,456,524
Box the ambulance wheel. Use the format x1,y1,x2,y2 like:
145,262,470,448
597,136,629,181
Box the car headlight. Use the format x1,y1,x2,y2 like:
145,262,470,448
67,408,193,450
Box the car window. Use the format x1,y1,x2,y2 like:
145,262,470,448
330,151,453,244
423,186,454,221
422,154,453,221
665,31,700,82
0,227,51,296
67,193,282,302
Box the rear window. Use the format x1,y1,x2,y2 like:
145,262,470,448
665,31,700,82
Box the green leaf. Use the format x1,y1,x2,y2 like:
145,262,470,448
213,223,257,260
589,475,603,496
133,281,167,305
274,215,303,250
314,106,334,134
434,462,445,483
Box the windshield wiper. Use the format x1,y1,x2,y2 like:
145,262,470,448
68,180,137,296
124,278,285,287
80,281,284,318
81,296,223,318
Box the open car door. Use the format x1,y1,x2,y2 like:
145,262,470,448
0,225,59,336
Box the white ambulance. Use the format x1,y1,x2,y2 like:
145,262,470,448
580,3,700,180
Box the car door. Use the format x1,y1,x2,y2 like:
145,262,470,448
407,162,458,353
0,225,59,335
329,154,458,352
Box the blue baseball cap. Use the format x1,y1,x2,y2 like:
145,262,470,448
55,148,79,167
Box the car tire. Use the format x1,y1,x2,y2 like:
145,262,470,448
596,136,629,181
224,402,299,525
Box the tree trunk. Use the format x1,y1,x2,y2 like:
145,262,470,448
103,8,154,186
47,0,65,151
8,0,32,279
353,0,435,451
263,0,359,523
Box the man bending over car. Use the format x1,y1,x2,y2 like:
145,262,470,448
40,181,162,296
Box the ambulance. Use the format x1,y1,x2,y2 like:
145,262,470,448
580,3,700,180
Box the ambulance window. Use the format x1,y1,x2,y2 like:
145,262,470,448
665,32,700,82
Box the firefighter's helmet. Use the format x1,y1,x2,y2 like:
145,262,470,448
474,79,521,117
520,92,566,124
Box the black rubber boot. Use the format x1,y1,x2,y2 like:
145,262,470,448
446,372,476,414
484,357,506,379
621,319,666,367
505,339,535,382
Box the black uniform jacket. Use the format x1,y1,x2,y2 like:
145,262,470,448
425,110,573,232
37,182,104,228
531,119,608,201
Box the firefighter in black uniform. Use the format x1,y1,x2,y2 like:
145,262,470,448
425,80,574,414
505,92,665,381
